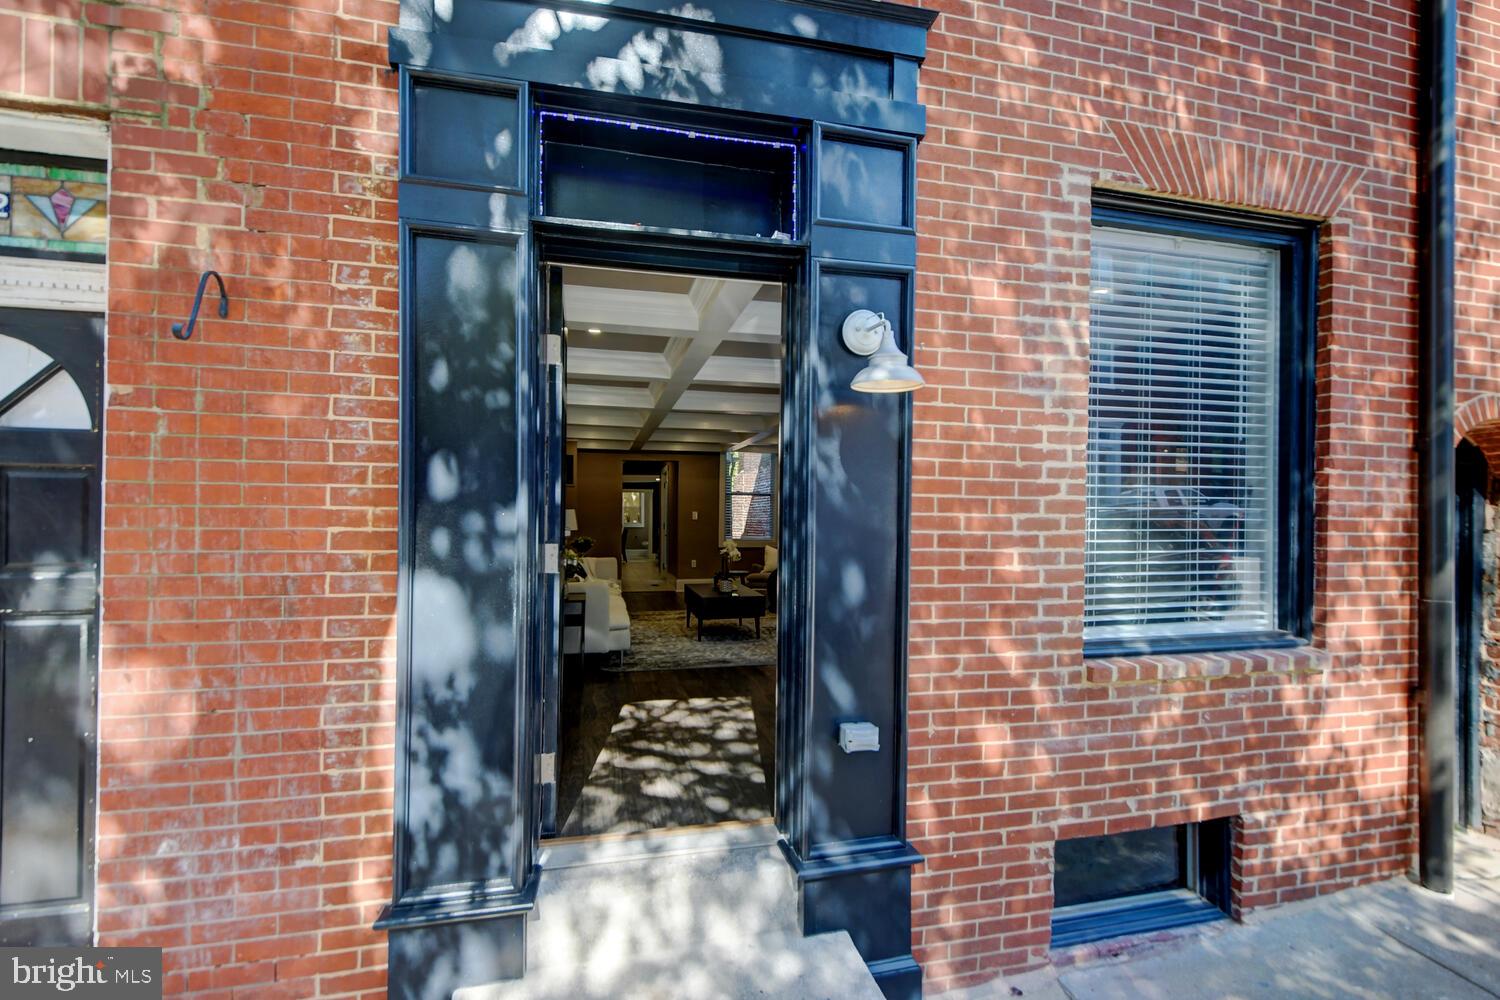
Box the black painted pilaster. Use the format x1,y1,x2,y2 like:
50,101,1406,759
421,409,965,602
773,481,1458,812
379,69,541,996
779,120,924,997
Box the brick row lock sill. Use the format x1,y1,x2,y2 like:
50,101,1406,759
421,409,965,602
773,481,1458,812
1083,644,1333,688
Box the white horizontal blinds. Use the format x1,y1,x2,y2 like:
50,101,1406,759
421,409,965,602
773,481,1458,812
1085,227,1279,641
725,450,775,540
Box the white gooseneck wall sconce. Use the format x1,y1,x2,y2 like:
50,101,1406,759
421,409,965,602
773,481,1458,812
842,309,925,393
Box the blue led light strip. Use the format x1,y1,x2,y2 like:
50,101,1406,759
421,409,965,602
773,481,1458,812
536,109,801,238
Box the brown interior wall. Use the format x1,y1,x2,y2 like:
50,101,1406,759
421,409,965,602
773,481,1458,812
565,449,727,578
567,450,624,560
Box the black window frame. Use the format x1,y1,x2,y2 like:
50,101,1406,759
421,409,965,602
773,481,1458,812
1050,818,1234,948
1085,190,1317,659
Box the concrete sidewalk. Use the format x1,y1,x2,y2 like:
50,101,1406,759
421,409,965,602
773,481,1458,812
949,831,1500,1000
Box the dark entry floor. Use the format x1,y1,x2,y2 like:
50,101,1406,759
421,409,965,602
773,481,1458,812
554,591,777,837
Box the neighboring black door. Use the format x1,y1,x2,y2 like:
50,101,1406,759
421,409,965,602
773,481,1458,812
1456,440,1487,830
0,308,102,945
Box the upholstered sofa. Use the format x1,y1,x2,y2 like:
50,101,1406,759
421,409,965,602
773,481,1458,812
564,556,631,662
745,545,777,609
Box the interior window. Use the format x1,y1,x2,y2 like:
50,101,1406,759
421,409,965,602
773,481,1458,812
723,449,776,542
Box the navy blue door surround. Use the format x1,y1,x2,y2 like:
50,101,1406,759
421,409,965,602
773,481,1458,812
378,3,937,997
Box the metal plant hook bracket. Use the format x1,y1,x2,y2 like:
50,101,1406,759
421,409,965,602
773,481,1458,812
171,270,230,341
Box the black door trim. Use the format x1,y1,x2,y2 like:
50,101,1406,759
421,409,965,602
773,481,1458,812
1456,439,1486,830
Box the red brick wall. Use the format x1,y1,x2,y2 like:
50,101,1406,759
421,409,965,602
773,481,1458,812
0,2,108,109
1458,0,1500,836
3,0,1432,996
907,0,1420,990
5,2,401,996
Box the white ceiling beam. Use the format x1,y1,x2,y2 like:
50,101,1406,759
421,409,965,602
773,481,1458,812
630,278,763,449
572,441,633,452
567,406,648,428
676,389,781,415
728,300,782,338
729,429,776,452
648,428,744,444
565,384,655,410
564,284,781,344
659,412,776,433
563,284,700,333
583,322,779,345
567,347,671,381
637,440,731,454
570,433,637,448
695,356,781,386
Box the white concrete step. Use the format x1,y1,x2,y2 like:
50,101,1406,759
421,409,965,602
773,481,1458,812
450,832,884,999
527,841,801,969
457,929,882,1000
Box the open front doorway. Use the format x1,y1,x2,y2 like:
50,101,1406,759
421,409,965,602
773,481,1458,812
383,16,932,983
547,263,784,840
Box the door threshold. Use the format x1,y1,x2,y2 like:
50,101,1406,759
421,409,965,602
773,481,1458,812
539,819,779,870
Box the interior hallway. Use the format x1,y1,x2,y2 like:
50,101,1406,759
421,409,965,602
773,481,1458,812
620,559,675,594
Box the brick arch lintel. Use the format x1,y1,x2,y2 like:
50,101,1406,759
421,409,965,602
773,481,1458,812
1456,395,1500,471
1106,122,1366,219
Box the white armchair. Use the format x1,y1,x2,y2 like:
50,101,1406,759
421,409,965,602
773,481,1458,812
565,556,631,663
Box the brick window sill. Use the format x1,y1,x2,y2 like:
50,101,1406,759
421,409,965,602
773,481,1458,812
1084,644,1332,688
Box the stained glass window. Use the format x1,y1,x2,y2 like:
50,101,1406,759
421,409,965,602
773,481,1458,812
0,155,107,260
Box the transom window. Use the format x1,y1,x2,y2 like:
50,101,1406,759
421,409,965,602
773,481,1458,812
1084,196,1315,656
0,333,91,430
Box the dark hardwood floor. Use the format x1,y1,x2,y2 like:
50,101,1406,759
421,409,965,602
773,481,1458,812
553,592,778,836
623,590,683,614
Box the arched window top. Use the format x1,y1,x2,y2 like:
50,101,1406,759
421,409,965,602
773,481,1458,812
0,333,91,431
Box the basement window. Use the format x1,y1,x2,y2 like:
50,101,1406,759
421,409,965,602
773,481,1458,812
1050,819,1231,948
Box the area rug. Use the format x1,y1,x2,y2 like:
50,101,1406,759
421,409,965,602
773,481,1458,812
607,609,778,672
558,695,770,836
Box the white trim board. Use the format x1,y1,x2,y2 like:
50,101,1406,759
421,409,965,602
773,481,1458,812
0,109,109,160
0,257,107,312
0,109,110,312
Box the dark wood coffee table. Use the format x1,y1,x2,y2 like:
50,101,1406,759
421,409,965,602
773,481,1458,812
683,583,767,640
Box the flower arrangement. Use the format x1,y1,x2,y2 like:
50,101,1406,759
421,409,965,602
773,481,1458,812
563,535,595,580
717,538,742,591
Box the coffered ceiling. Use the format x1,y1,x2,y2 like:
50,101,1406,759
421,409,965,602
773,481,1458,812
562,265,782,454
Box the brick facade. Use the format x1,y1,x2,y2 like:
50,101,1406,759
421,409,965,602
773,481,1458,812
907,1,1421,989
0,0,1480,996
4,2,401,995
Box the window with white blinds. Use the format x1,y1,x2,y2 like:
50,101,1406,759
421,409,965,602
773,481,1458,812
1085,226,1280,643
724,449,776,541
